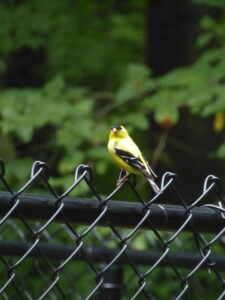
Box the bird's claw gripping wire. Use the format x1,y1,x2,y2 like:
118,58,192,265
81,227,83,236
117,170,136,187
117,170,128,186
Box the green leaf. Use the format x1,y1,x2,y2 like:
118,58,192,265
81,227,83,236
200,15,216,30
196,32,213,48
116,63,151,103
213,143,225,159
154,106,179,126
126,63,151,81
125,113,149,130
44,75,65,96
73,98,93,116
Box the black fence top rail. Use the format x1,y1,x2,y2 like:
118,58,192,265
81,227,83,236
0,192,224,233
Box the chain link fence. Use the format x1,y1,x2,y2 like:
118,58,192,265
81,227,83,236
0,160,224,299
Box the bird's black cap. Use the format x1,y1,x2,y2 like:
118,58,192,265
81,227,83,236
111,125,122,130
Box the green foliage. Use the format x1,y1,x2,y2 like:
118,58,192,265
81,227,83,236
0,0,145,87
0,0,225,193
0,1,224,298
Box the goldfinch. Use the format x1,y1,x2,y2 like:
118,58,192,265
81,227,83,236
107,125,160,193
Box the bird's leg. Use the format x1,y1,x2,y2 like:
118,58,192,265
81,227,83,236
116,171,129,186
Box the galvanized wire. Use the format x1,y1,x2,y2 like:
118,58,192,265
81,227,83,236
0,160,224,300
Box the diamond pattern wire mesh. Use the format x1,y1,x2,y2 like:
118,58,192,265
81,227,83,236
0,159,224,299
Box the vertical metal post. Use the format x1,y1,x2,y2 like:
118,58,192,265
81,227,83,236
98,265,123,300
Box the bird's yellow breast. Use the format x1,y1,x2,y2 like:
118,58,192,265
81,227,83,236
107,137,139,174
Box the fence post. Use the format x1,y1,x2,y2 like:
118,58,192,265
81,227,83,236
98,264,123,300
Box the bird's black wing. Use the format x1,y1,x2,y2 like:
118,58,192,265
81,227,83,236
115,147,150,176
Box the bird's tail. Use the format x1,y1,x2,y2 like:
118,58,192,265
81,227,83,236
146,177,160,194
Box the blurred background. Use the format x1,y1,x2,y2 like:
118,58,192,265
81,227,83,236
0,1,225,299
0,0,225,198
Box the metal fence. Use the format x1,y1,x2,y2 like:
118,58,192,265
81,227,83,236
0,160,224,300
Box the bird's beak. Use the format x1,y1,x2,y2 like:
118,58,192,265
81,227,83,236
112,128,118,134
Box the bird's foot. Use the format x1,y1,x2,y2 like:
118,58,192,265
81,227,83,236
116,175,128,186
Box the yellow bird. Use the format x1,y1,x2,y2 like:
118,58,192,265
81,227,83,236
107,125,160,193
